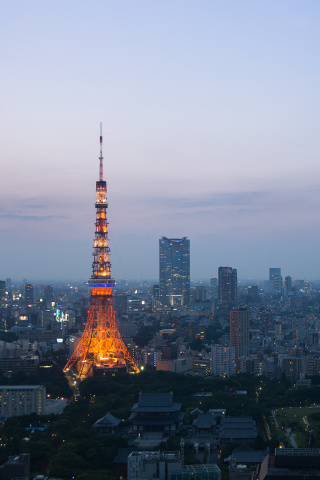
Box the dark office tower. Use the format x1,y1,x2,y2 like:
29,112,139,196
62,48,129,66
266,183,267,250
0,281,5,303
230,308,249,359
247,285,259,303
218,267,237,307
159,237,190,307
210,277,218,287
285,276,292,295
44,285,53,307
269,268,282,294
25,284,34,306
153,284,159,299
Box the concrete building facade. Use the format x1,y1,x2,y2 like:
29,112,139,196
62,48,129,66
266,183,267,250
0,385,46,417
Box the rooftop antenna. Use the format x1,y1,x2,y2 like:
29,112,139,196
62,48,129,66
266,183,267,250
99,122,103,181
180,438,184,465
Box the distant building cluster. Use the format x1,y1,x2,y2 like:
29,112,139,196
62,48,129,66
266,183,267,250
2,236,320,480
1,240,320,387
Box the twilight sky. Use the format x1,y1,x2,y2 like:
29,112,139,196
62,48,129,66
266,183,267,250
1,1,320,282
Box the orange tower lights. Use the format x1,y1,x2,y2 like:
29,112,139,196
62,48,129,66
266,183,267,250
64,125,139,380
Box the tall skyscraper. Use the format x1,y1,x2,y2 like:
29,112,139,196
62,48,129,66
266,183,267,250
284,275,292,296
0,281,6,303
159,237,190,307
218,267,237,307
230,308,249,360
44,285,53,307
25,284,34,306
269,268,282,294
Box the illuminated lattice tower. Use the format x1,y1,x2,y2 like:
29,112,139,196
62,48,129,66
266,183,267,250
64,126,139,380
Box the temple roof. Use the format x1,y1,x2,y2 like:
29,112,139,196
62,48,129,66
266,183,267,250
231,443,268,464
93,412,121,428
220,416,258,440
193,413,216,429
131,393,182,413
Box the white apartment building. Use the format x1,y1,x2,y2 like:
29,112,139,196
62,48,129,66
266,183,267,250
211,345,235,377
0,385,46,417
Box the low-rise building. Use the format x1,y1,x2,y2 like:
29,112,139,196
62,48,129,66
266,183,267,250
0,385,46,417
127,451,221,480
0,355,39,376
0,453,30,480
169,464,221,480
93,412,121,434
229,458,257,480
259,448,320,479
192,356,211,376
128,451,181,480
156,357,193,374
219,417,258,444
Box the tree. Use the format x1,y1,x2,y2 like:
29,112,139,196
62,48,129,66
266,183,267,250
49,452,87,477
189,339,204,351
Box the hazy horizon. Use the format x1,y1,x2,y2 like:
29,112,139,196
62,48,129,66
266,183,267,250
1,1,320,281
4,275,316,287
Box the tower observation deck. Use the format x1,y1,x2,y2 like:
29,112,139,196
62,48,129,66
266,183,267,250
64,125,139,380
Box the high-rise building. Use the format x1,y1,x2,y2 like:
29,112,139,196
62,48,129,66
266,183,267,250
218,267,237,307
25,283,34,306
269,268,282,294
210,277,217,287
159,237,190,307
284,275,292,295
247,285,259,302
0,281,5,303
230,308,249,360
211,345,235,377
44,285,53,307
190,286,206,303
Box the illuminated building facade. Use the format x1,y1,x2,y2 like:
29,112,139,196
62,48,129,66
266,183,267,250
211,345,235,377
44,285,53,307
269,267,282,294
25,283,34,306
218,267,237,307
0,281,6,303
159,237,190,307
64,126,139,380
0,385,45,417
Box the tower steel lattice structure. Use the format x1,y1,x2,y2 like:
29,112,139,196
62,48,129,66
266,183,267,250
64,125,139,380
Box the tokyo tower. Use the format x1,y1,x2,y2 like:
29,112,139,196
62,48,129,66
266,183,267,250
64,125,139,380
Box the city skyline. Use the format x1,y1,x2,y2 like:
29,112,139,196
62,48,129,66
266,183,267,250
1,2,320,280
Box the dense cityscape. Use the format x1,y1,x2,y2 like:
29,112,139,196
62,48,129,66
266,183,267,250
1,264,320,385
1,256,320,479
2,2,320,480
1,121,320,480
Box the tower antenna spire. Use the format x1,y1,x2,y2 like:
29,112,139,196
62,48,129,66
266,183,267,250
99,122,103,181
